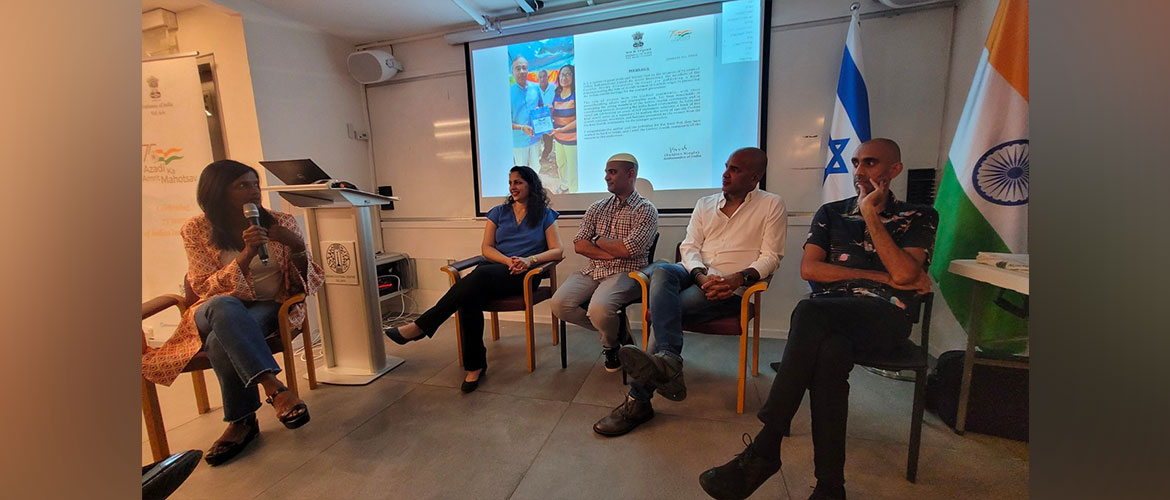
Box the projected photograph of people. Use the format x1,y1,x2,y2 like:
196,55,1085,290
507,36,576,193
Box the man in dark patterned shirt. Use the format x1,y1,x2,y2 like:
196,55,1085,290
550,153,658,372
700,139,937,500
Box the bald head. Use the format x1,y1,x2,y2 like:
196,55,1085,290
852,138,904,195
722,147,768,196
859,138,901,164
731,147,768,176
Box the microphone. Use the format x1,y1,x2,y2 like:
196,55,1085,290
242,203,269,265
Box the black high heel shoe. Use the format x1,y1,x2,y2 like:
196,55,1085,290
461,367,487,393
385,325,427,345
204,414,259,466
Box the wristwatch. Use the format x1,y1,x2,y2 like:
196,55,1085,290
739,270,758,285
690,267,708,281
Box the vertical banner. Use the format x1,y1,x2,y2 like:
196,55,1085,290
142,56,213,342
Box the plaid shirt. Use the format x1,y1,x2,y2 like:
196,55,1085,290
573,191,658,280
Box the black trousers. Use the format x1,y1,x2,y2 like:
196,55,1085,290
757,297,912,488
414,263,528,371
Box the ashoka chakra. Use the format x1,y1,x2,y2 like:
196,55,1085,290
972,139,1029,206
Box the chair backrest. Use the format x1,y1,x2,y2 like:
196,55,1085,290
646,232,660,262
674,241,681,262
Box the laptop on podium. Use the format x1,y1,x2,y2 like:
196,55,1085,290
259,158,332,185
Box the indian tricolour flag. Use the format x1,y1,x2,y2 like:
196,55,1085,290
929,0,1029,353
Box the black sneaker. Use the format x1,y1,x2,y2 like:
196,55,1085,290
618,346,687,401
698,434,782,500
592,397,654,436
807,484,847,500
603,347,622,373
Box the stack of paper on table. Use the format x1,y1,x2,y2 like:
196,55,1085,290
975,252,1029,272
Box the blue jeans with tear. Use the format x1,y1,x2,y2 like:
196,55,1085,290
194,295,282,422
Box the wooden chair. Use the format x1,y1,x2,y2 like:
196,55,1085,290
140,280,317,462
557,233,660,382
440,256,562,372
769,292,934,483
629,243,769,414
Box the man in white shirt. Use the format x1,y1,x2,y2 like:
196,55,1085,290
593,147,787,437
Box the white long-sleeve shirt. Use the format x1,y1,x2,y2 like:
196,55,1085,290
679,188,787,290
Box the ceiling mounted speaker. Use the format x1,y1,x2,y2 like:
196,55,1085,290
347,50,403,84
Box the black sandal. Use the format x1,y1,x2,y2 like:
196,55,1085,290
204,414,259,466
266,387,310,429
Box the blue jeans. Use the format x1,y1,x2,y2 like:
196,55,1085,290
194,296,281,422
629,262,739,401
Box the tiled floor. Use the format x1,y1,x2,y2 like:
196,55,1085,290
143,320,1028,499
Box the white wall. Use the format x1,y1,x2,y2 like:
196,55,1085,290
209,0,373,194
174,5,265,174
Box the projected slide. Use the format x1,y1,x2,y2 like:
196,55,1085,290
470,0,764,211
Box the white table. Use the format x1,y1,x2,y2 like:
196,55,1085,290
947,259,1030,434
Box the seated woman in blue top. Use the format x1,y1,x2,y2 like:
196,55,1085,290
385,166,562,392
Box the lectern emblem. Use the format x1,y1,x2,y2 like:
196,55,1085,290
325,243,352,274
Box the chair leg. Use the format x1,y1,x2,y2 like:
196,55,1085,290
737,330,748,415
551,311,559,346
491,312,501,341
142,377,170,462
752,301,762,376
525,308,536,373
277,315,300,398
559,320,567,369
302,318,317,390
454,311,464,368
191,370,211,414
281,345,300,399
907,366,927,483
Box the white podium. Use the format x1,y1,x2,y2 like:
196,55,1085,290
266,184,403,385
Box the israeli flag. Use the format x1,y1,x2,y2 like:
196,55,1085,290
821,8,870,204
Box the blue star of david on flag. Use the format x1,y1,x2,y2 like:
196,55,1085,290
820,7,869,204
823,137,851,182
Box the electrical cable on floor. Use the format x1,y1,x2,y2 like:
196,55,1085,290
295,336,324,363
377,274,420,328
290,273,418,363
